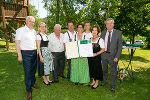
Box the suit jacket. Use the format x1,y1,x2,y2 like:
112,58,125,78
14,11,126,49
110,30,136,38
101,29,122,59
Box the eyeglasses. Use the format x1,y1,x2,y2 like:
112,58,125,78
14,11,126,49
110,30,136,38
40,26,46,28
29,21,35,24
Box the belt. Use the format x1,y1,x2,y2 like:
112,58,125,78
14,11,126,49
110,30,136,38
21,50,36,51
105,51,110,53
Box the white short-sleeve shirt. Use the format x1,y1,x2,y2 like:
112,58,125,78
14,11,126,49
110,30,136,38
92,38,105,48
48,32,64,52
63,30,76,43
83,32,93,40
37,33,49,41
74,32,87,41
15,25,37,50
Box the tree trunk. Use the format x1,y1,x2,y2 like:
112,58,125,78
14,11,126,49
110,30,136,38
9,32,14,43
5,34,9,50
131,33,135,57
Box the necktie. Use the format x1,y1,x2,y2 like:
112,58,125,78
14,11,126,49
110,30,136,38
107,31,111,52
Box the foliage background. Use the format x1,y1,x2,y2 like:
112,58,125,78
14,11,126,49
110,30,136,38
0,0,150,47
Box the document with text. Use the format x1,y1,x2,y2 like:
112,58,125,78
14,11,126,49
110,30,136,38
65,40,93,59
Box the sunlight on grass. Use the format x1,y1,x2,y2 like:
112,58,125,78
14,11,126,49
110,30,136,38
0,39,150,100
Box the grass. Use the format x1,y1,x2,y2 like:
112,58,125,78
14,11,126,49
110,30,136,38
0,39,150,100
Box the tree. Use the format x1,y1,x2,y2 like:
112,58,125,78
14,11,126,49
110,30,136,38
29,4,41,31
42,0,150,49
114,0,150,50
42,0,89,32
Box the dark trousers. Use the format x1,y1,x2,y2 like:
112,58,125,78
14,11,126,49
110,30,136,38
67,60,71,80
52,51,65,81
21,50,37,92
102,52,118,88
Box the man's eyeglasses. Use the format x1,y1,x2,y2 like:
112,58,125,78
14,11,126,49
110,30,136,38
29,21,35,24
40,26,46,28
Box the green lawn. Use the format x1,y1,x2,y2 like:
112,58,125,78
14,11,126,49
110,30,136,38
0,39,150,100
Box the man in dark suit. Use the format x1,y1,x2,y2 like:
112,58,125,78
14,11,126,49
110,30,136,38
100,18,122,92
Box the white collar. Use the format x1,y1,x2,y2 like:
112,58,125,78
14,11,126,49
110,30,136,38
84,32,91,34
107,29,114,33
68,30,76,34
25,25,33,31
40,32,46,35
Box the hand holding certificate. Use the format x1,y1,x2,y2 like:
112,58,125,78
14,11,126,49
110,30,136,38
65,40,93,59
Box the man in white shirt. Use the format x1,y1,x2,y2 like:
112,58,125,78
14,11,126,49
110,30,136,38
63,21,76,80
48,24,65,83
64,21,76,43
15,16,40,100
83,22,93,40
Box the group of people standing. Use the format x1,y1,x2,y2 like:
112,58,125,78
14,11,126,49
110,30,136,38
15,16,122,100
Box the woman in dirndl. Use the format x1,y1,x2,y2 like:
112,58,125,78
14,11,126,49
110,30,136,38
88,26,105,89
70,24,90,84
37,22,54,85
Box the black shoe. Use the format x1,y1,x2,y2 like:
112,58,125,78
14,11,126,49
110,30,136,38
110,88,115,93
49,81,54,83
80,83,83,85
91,84,99,89
43,81,50,86
88,84,94,87
75,83,79,85
99,82,106,86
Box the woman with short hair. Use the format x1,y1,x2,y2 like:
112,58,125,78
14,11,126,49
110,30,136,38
88,26,105,89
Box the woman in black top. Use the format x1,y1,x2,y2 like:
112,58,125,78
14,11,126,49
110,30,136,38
88,26,105,89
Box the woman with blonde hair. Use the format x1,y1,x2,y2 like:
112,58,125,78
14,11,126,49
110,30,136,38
36,22,54,85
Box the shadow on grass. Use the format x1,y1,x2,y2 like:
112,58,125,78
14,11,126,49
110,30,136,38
118,67,150,85
0,51,24,84
116,67,150,100
142,48,150,50
0,55,149,100
0,45,150,100
120,54,150,63
0,45,5,48
134,67,150,81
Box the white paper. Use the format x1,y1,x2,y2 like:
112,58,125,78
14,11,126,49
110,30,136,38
79,43,93,57
65,41,79,59
65,40,93,59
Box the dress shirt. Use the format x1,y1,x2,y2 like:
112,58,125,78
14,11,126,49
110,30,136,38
63,30,76,43
15,25,37,50
83,32,93,40
37,33,49,41
104,29,113,51
48,32,64,52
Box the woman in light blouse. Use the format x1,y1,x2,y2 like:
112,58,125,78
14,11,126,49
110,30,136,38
36,22,54,85
70,24,90,84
